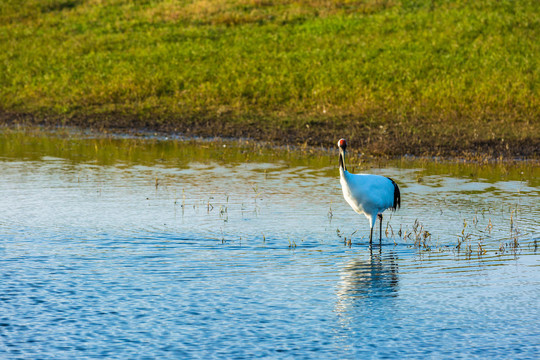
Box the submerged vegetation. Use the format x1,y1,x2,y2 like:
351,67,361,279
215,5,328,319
1,0,539,157
328,205,535,258
390,208,533,258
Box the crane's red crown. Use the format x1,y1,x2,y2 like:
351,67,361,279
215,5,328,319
338,138,347,149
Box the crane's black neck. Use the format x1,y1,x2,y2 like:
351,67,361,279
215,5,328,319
339,151,347,172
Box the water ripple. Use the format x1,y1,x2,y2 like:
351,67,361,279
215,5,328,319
0,148,539,359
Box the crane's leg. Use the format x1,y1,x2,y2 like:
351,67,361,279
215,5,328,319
378,214,383,242
369,227,374,244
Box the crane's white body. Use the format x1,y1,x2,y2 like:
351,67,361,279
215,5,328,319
337,138,400,243
339,168,396,229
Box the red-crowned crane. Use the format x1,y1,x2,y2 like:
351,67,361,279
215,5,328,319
337,138,401,244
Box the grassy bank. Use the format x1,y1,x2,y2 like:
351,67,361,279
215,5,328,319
1,0,539,157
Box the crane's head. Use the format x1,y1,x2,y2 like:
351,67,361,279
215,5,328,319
337,138,347,152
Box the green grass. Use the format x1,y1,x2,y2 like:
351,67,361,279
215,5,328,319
1,0,539,156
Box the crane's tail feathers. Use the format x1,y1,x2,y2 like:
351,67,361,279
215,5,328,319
386,177,401,211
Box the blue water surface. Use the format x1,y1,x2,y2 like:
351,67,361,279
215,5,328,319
1,147,539,359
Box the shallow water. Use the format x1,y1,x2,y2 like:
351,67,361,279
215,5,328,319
1,129,539,359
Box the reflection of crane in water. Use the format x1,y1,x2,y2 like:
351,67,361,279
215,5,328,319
335,247,399,315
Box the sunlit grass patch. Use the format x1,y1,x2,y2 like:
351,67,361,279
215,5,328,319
146,0,396,25
0,0,539,156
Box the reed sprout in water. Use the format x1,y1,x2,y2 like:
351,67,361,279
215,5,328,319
389,204,532,258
